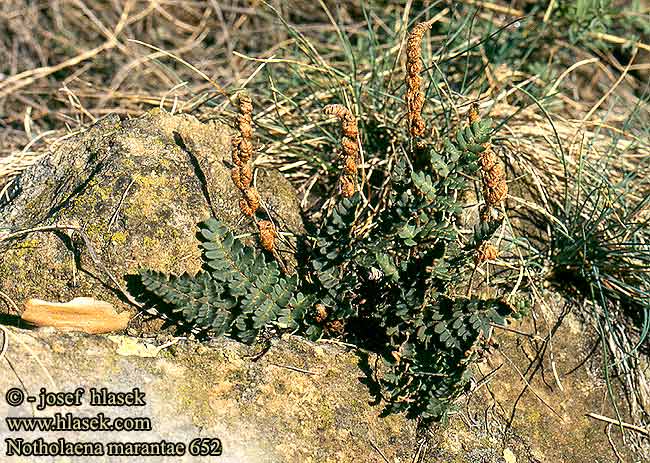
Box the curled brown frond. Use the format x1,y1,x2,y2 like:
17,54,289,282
343,155,357,176
237,93,254,161
324,104,358,139
241,164,253,189
325,319,345,335
468,104,480,125
340,175,355,198
406,20,434,138
231,91,261,217
239,187,260,217
231,135,242,166
314,303,328,323
324,104,359,198
231,166,242,190
475,242,499,264
483,165,508,206
258,219,276,253
468,104,507,263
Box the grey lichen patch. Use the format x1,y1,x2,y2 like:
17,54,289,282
0,109,304,335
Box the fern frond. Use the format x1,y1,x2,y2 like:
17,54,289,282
140,218,305,342
139,270,233,336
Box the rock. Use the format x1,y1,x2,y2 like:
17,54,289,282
0,293,643,462
0,326,416,462
417,290,644,463
0,109,303,332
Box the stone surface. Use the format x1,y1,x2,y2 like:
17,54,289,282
0,326,416,463
0,109,303,331
417,290,645,463
0,290,645,462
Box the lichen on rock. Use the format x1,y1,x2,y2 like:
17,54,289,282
0,109,304,334
0,326,417,462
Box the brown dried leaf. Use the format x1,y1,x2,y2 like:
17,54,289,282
21,297,130,334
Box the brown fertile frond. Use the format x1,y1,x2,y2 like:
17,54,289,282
231,166,243,190
237,92,254,163
239,187,260,217
468,104,480,124
475,242,499,264
325,319,345,335
324,104,359,198
469,104,507,210
323,104,359,141
406,19,434,138
314,304,328,323
231,135,243,166
340,176,356,198
258,220,276,253
469,103,507,265
230,91,261,217
239,164,253,189
343,156,357,175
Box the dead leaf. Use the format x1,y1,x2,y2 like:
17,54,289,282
21,297,130,334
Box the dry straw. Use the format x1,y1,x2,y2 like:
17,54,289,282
323,104,359,198
405,19,435,138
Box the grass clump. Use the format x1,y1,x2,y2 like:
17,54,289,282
549,145,650,421
551,0,650,48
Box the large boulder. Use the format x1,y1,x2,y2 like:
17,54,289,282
0,109,303,330
0,327,416,462
0,294,641,462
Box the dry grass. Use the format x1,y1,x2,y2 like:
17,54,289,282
2,1,648,197
0,0,291,159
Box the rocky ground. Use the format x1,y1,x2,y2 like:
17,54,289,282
0,109,646,462
0,292,639,462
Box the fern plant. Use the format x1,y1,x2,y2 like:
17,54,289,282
139,108,520,421
299,112,517,419
138,14,522,422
